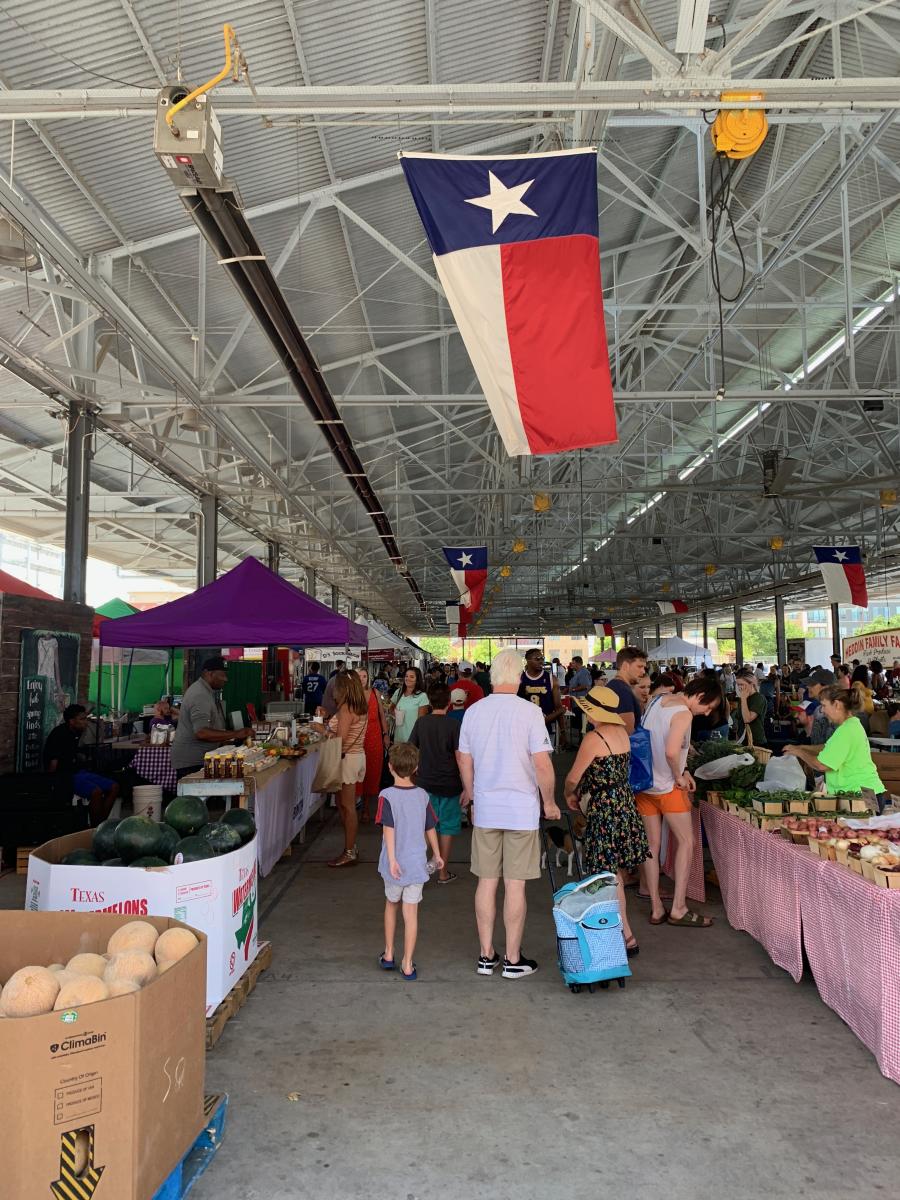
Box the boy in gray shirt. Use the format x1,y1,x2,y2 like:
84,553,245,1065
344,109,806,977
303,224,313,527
376,742,443,981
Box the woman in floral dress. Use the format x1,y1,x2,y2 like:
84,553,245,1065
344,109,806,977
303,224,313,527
563,685,649,958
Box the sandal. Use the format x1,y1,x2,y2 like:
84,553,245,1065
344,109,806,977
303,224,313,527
625,936,639,959
379,954,395,970
436,872,458,884
327,848,359,868
667,910,714,928
399,963,417,981
648,911,669,926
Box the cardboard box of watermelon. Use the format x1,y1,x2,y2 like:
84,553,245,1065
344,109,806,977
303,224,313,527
25,796,259,1014
1,910,206,1200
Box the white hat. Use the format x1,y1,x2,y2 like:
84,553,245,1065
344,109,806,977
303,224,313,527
450,687,467,707
458,660,474,673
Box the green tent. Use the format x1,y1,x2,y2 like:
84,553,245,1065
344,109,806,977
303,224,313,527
91,599,184,713
96,597,139,619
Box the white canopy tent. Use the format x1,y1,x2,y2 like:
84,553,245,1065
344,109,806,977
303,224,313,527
645,637,712,664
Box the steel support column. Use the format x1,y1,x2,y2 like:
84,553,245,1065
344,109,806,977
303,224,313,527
198,494,218,588
775,594,787,665
655,624,661,643
349,598,357,623
63,404,92,605
831,603,841,659
623,628,630,646
305,566,316,597
331,585,339,613
267,541,280,575
734,603,744,666
702,611,708,651
675,617,684,639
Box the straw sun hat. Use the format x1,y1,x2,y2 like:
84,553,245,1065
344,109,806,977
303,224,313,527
573,684,625,725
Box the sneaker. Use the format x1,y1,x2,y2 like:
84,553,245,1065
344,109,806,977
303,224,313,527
476,952,500,976
502,954,538,979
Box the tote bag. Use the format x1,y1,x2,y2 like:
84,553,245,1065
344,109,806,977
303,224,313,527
628,725,654,793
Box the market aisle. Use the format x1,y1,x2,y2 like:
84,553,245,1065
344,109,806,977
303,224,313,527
196,780,900,1200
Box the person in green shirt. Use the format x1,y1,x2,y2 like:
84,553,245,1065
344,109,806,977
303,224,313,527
784,686,887,809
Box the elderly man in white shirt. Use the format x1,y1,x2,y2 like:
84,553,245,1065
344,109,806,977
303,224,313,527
458,648,560,980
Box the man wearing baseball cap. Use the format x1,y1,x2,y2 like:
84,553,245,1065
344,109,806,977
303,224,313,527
799,668,836,745
451,661,484,710
171,655,252,779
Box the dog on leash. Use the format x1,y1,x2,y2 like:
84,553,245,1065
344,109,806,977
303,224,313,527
542,814,586,876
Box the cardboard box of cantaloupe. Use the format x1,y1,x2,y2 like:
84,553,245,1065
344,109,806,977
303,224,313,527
25,829,258,1015
0,910,206,1200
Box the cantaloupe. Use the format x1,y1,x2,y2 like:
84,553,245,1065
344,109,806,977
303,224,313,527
104,950,157,988
54,976,109,1010
47,963,65,972
157,960,176,974
66,953,108,979
106,977,141,998
154,928,198,966
51,969,84,990
107,920,159,957
0,966,60,1017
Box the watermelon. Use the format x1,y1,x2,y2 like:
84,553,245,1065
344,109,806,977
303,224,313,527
129,856,169,868
92,818,121,861
164,796,210,838
61,850,100,866
220,808,256,844
172,836,216,863
155,823,180,864
103,858,125,867
199,822,242,856
114,816,165,863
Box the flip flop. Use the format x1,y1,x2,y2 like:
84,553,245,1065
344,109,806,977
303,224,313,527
400,963,417,981
436,872,458,884
649,911,669,926
379,954,395,970
625,937,639,958
667,911,714,928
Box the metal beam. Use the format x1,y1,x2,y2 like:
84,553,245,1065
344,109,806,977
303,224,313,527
775,593,787,664
578,1,699,74
701,0,796,73
62,405,91,605
198,494,218,588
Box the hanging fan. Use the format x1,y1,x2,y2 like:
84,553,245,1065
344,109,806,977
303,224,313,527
0,214,39,270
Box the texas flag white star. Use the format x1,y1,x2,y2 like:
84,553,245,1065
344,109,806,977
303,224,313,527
464,171,538,234
457,552,473,567
833,549,848,562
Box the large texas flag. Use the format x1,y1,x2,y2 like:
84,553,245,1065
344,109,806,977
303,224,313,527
657,600,689,615
814,546,868,607
401,149,616,457
443,546,488,615
593,616,614,637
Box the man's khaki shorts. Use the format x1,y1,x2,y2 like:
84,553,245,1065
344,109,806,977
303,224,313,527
471,827,541,880
340,750,366,786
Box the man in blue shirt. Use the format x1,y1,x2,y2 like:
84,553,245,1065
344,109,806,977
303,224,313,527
300,661,328,716
568,655,593,739
605,647,648,735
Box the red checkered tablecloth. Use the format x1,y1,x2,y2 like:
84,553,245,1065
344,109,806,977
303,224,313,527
661,804,706,904
130,745,178,793
700,800,900,1085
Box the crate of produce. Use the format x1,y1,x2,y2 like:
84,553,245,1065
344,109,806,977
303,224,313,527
849,854,864,874
752,797,785,816
834,792,870,814
1,911,206,1200
25,798,260,1015
871,865,900,890
813,795,836,813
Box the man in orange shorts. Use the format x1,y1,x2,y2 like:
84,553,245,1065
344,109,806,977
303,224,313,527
636,677,722,928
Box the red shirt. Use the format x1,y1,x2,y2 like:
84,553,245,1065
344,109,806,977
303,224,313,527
453,677,485,709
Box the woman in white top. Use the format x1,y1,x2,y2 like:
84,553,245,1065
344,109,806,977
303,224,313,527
327,671,369,869
636,677,722,929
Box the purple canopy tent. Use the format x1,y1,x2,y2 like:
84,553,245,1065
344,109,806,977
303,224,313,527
99,558,368,649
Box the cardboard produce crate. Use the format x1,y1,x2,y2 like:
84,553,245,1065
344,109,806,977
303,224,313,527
1,910,206,1200
26,831,259,1015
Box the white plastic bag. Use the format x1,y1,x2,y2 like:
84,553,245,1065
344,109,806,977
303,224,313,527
694,752,755,780
755,754,807,793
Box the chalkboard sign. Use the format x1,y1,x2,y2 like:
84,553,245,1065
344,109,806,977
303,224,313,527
17,675,47,772
16,629,81,773
786,637,806,663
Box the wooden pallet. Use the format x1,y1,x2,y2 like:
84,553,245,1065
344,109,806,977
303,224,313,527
153,1094,228,1198
16,847,36,875
205,941,272,1050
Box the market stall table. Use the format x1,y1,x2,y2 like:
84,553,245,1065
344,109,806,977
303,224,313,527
129,744,178,793
701,800,900,1085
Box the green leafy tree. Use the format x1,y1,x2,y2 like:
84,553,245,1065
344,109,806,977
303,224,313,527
418,636,451,659
716,619,804,663
855,615,899,635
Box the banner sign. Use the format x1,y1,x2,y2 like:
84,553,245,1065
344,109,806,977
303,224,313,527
786,638,807,662
17,630,81,773
716,626,736,641
841,626,900,663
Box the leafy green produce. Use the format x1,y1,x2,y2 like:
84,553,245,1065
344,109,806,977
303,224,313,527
729,762,766,789
691,740,742,765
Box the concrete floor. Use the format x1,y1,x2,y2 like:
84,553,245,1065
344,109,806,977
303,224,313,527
4,763,900,1199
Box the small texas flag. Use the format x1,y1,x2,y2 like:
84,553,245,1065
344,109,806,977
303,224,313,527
813,546,868,607
442,546,487,613
657,600,689,615
593,616,614,637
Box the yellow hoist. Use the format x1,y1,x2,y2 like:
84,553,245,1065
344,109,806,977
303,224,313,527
710,92,768,160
